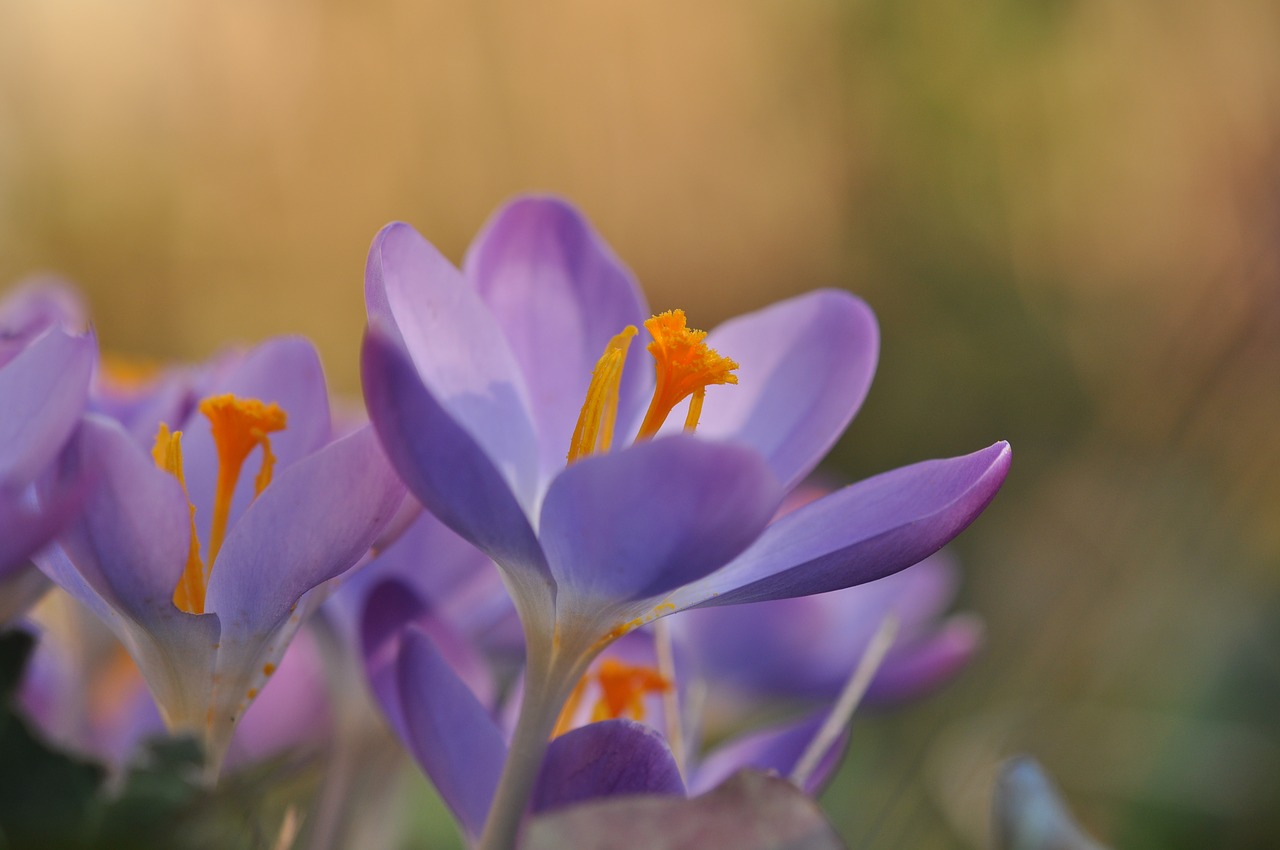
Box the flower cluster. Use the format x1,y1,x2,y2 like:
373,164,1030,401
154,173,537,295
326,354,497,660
0,196,1009,849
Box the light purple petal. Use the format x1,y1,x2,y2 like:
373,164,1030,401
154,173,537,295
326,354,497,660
540,436,781,606
365,221,540,509
181,337,333,550
693,291,878,491
533,719,686,813
0,327,94,487
866,614,983,704
396,627,507,842
678,554,963,700
0,489,78,579
463,196,651,476
676,442,1011,608
362,329,553,599
690,712,845,796
42,416,190,626
205,424,406,631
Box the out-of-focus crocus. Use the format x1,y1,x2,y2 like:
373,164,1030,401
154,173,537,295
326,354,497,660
0,281,95,613
676,551,982,714
360,195,1011,849
33,337,405,777
18,589,334,772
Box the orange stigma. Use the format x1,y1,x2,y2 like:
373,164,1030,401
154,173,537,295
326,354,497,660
552,658,673,737
153,395,287,615
567,309,737,462
200,394,287,566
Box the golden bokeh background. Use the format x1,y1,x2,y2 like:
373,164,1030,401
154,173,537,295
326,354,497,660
3,1,1279,847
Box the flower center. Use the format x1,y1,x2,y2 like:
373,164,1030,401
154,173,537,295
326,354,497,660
152,394,287,615
553,658,673,736
567,309,738,464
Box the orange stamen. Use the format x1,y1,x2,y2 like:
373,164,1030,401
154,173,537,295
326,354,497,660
153,424,207,614
551,657,673,737
567,326,637,464
591,658,672,723
200,394,287,566
635,310,737,440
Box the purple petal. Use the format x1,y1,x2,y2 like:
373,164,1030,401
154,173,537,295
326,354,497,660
396,627,507,842
360,580,496,743
0,327,94,488
678,554,963,700
690,712,845,796
540,436,781,606
0,279,86,366
204,424,406,631
181,337,333,549
365,221,540,508
866,614,983,704
463,196,651,476
676,442,1011,608
533,719,686,813
41,416,190,626
694,291,878,491
0,488,79,579
362,329,553,597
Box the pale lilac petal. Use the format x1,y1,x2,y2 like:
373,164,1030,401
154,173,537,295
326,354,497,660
0,490,77,579
690,713,845,797
866,614,984,704
0,278,86,366
675,442,1011,608
362,330,553,596
205,424,406,631
182,337,332,547
396,627,506,842
463,197,651,475
0,327,94,487
365,222,540,508
678,554,963,699
533,719,686,813
695,291,878,490
41,416,189,626
540,436,781,606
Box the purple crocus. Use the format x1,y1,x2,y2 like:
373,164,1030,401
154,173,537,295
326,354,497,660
360,195,1010,848
33,337,406,777
0,281,95,612
676,550,982,712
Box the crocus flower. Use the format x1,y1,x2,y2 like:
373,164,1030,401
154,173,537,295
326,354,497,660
676,550,982,713
361,580,856,844
0,281,95,599
34,337,406,777
360,195,1010,848
18,588,333,773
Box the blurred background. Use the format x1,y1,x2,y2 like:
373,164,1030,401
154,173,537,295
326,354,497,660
2,0,1278,847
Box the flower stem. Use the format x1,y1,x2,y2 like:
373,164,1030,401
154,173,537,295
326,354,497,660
476,656,578,850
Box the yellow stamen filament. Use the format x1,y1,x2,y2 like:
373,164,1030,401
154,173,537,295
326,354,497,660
635,310,738,440
567,326,637,464
200,394,287,566
551,658,673,737
153,424,207,614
